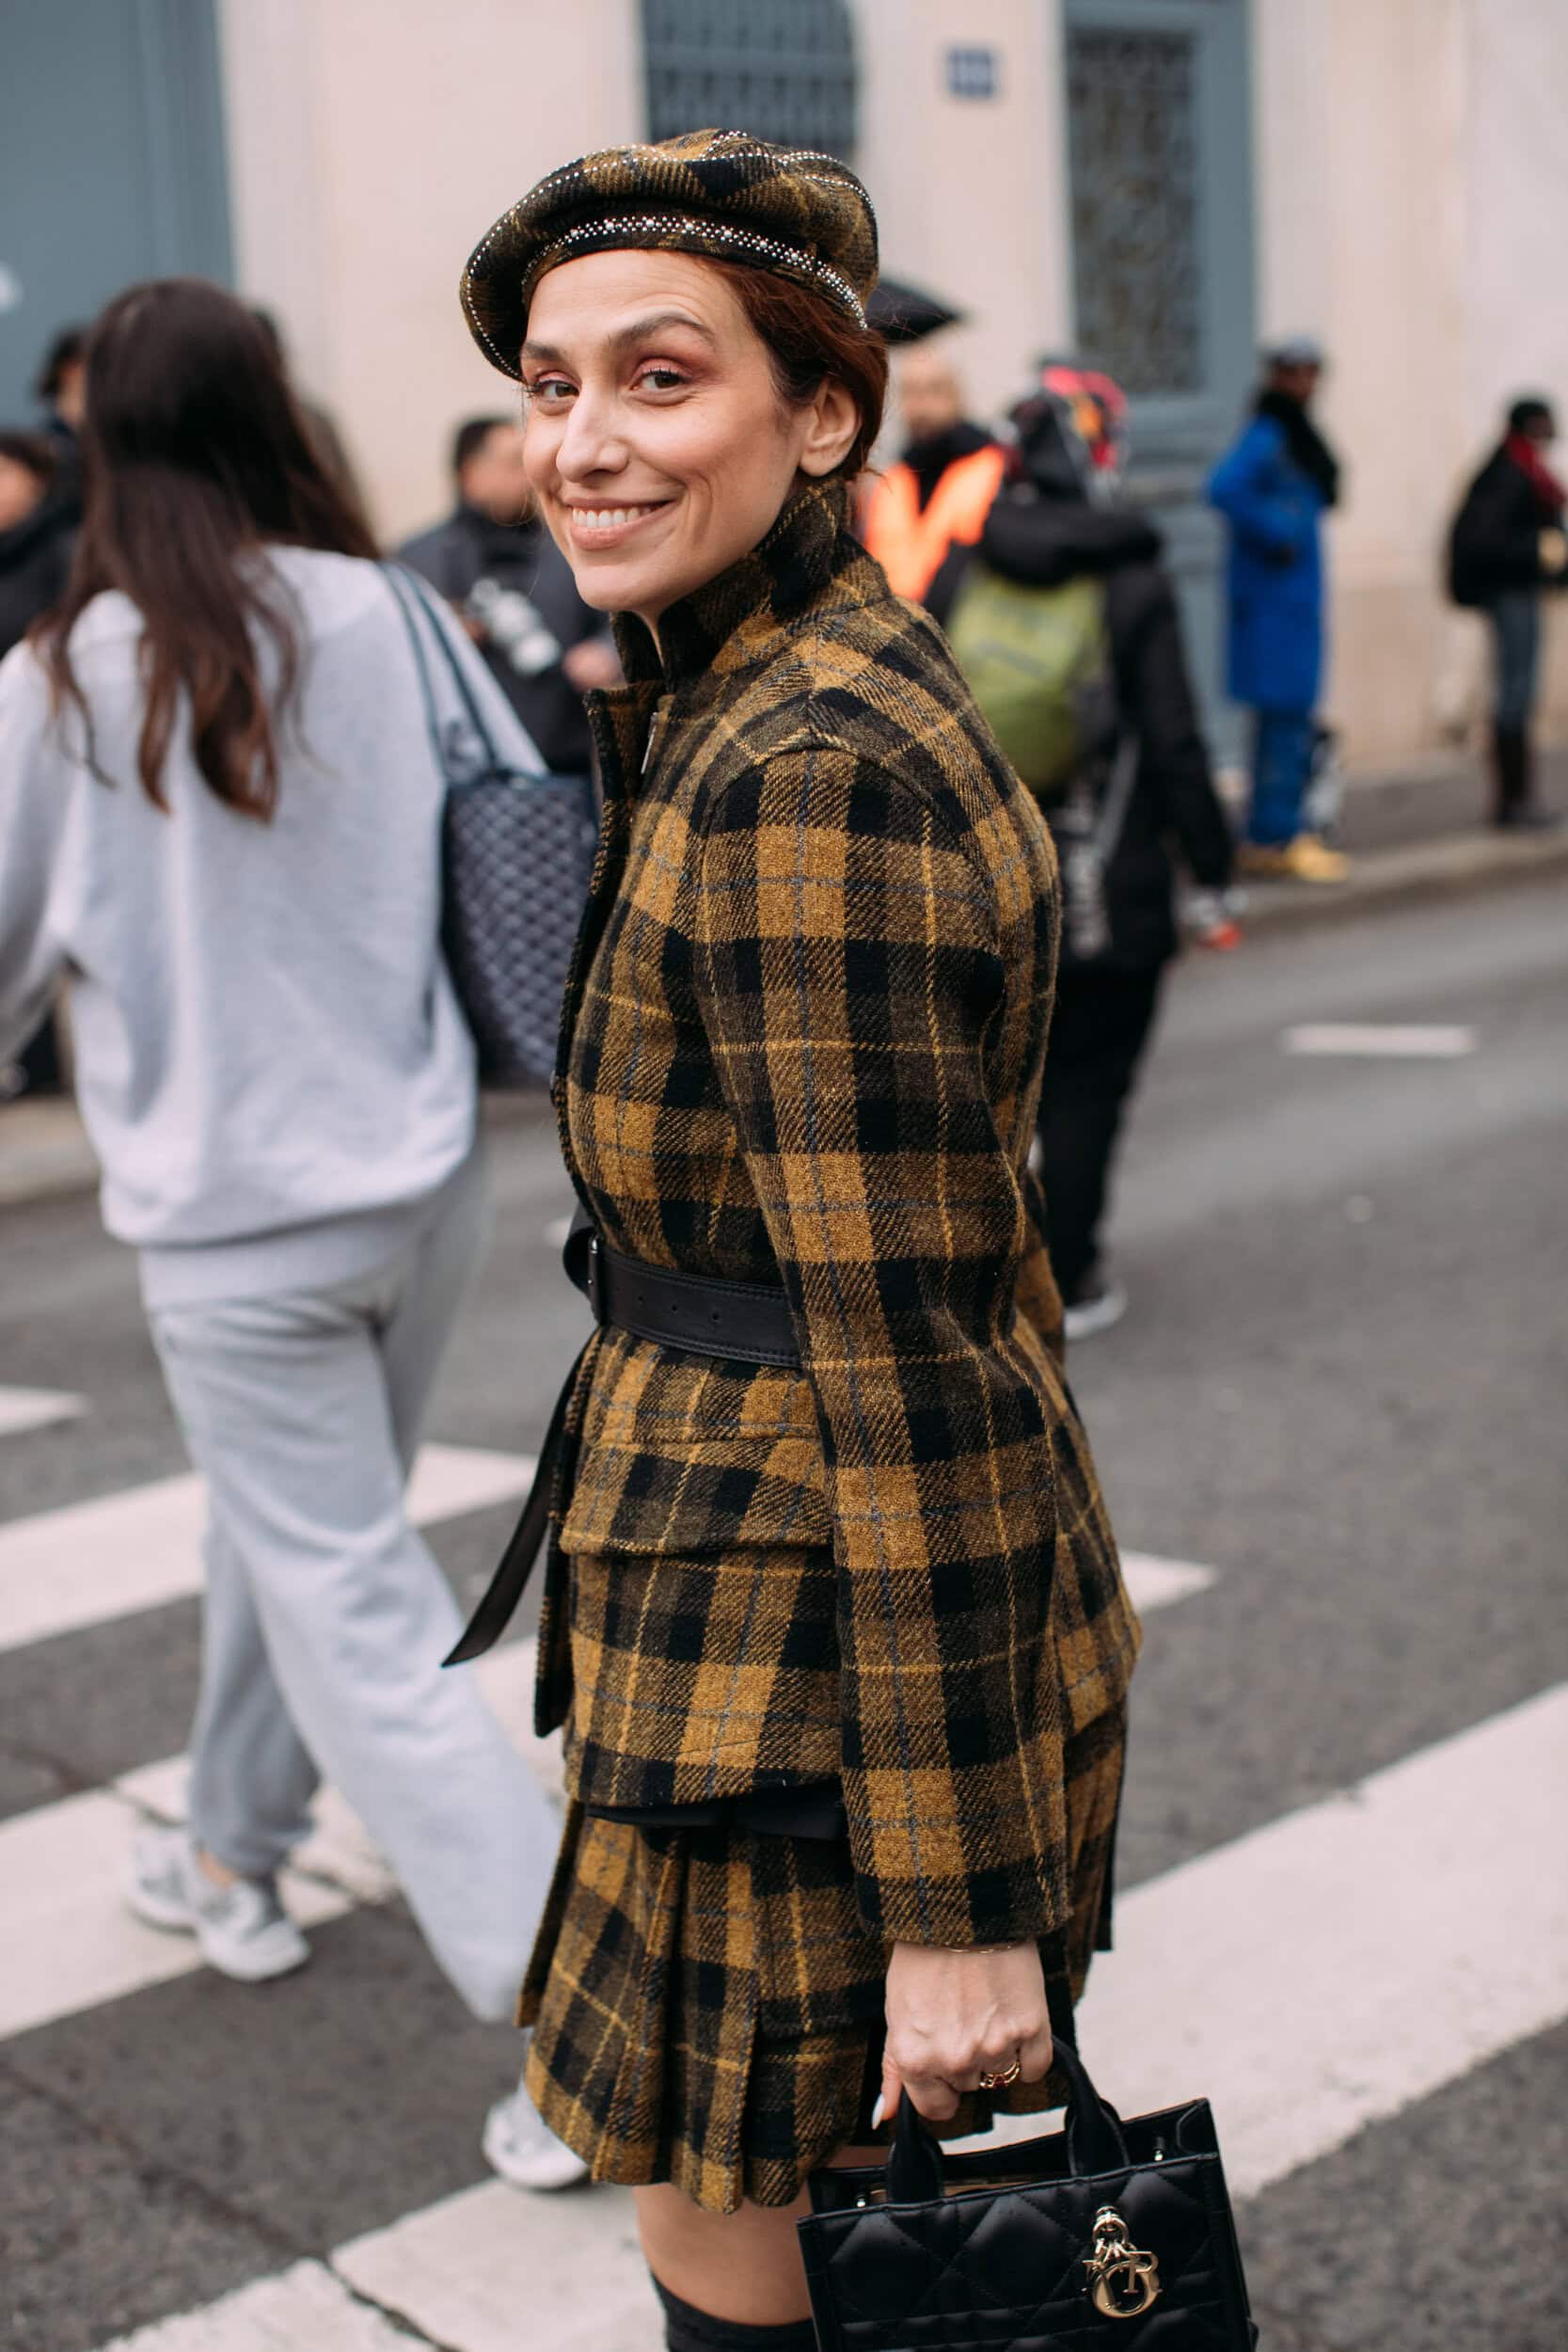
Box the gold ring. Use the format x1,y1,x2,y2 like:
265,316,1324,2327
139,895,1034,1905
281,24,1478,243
978,2059,1022,2090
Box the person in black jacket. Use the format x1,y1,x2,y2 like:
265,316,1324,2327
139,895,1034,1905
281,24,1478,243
934,369,1238,1338
0,431,75,659
399,416,617,771
1449,396,1566,829
0,429,78,1099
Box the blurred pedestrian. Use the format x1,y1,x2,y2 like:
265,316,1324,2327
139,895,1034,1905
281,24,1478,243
0,429,79,1098
1448,394,1566,830
399,416,617,771
453,133,1135,2348
0,278,582,2193
1208,338,1347,882
939,368,1238,1339
34,324,87,446
0,431,74,661
860,342,1004,601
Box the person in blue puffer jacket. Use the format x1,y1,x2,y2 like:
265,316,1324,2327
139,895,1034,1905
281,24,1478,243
1208,340,1347,882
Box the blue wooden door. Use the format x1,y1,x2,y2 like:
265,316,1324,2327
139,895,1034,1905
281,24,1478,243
1062,0,1256,760
0,0,231,425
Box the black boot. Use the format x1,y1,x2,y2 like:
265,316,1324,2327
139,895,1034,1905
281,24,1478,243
1491,724,1562,830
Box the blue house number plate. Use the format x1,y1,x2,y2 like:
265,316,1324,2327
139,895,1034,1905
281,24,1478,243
945,45,1001,100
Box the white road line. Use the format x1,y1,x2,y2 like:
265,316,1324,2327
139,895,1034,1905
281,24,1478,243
335,2177,655,2352
0,1384,88,1438
0,1443,536,1654
1119,1550,1216,1613
89,1683,1568,2352
94,2259,420,2349
1018,1680,1568,2195
0,1638,559,2042
1282,1022,1477,1057
0,1785,355,2042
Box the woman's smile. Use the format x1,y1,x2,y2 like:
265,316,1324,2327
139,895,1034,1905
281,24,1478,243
560,497,676,553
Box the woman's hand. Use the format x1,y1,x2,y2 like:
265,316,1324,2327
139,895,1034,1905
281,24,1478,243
881,1941,1053,2124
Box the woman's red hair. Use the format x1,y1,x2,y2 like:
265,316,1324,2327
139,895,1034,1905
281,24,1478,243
712,262,888,480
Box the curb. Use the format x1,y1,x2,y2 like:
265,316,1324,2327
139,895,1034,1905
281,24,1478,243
1235,823,1568,934
4,830,1564,1214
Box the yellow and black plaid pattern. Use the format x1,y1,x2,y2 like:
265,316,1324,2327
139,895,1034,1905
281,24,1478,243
537,482,1139,1953
463,128,879,379
521,1708,1127,2211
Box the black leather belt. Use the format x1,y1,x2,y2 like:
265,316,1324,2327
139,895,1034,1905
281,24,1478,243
581,1228,800,1368
444,1216,800,1666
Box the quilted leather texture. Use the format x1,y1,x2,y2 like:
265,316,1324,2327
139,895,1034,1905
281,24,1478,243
443,772,598,1089
799,2151,1255,2351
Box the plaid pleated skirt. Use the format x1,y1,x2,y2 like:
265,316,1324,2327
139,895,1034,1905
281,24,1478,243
518,1704,1127,2215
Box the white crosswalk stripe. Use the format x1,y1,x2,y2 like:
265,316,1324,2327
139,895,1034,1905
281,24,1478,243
0,1383,88,1437
0,1443,536,1653
83,1682,1568,2352
1282,1021,1478,1058
0,1639,556,2040
89,2260,425,2349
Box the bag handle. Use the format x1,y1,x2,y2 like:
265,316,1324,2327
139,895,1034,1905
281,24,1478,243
885,2037,1130,2204
382,561,450,780
383,562,538,786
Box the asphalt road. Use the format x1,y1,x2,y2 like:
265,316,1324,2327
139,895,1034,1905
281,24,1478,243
1,872,1564,2351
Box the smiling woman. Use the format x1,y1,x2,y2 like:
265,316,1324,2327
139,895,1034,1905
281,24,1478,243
518,252,877,630
450,130,1138,2351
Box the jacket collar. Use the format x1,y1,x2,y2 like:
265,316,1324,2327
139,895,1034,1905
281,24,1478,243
610,480,858,689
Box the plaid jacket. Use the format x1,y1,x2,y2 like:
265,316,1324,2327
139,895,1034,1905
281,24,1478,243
538,483,1139,1948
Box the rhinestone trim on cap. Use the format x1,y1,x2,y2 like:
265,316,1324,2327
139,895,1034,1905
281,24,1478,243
531,214,867,325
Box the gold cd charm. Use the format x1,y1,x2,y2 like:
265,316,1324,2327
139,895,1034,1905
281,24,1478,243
1085,2205,1162,2320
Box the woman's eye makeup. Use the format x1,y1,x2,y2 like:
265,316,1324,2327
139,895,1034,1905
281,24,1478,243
522,355,698,405
633,362,689,393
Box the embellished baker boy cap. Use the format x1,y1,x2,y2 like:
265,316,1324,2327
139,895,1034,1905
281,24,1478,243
461,128,879,380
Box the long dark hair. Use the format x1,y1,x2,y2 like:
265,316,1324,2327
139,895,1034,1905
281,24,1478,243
37,278,378,818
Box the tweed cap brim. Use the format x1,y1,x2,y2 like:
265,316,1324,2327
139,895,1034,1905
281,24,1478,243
461,128,879,381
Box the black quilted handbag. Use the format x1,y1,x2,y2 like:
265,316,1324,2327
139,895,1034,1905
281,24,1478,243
384,563,599,1089
798,2039,1259,2350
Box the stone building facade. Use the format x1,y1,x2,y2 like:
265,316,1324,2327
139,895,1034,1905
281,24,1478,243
3,0,1563,764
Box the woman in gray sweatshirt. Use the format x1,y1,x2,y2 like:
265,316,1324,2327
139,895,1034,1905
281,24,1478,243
0,278,580,2191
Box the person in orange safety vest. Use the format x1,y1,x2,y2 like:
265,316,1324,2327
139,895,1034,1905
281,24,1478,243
861,346,1005,604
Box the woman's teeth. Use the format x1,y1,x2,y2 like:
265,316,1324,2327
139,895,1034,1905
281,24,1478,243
575,505,661,530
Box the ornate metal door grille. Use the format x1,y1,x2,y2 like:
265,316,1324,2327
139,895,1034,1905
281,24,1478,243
641,0,857,159
1066,26,1203,396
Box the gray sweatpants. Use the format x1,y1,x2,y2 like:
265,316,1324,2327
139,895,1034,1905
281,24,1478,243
147,1155,559,2023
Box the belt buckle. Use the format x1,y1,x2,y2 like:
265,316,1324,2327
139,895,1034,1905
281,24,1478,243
585,1232,606,1323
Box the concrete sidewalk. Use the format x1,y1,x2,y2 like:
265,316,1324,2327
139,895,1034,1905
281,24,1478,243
5,746,1563,1211
1221,739,1568,932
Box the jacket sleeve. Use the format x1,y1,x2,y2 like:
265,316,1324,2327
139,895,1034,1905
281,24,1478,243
1207,421,1309,561
1113,572,1234,891
693,746,1068,1949
0,646,70,1062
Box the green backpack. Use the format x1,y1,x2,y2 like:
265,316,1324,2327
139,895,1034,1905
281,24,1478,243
946,564,1116,803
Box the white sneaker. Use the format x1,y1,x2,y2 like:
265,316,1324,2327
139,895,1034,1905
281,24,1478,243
483,2060,590,2192
125,1824,309,1983
1063,1281,1129,1344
